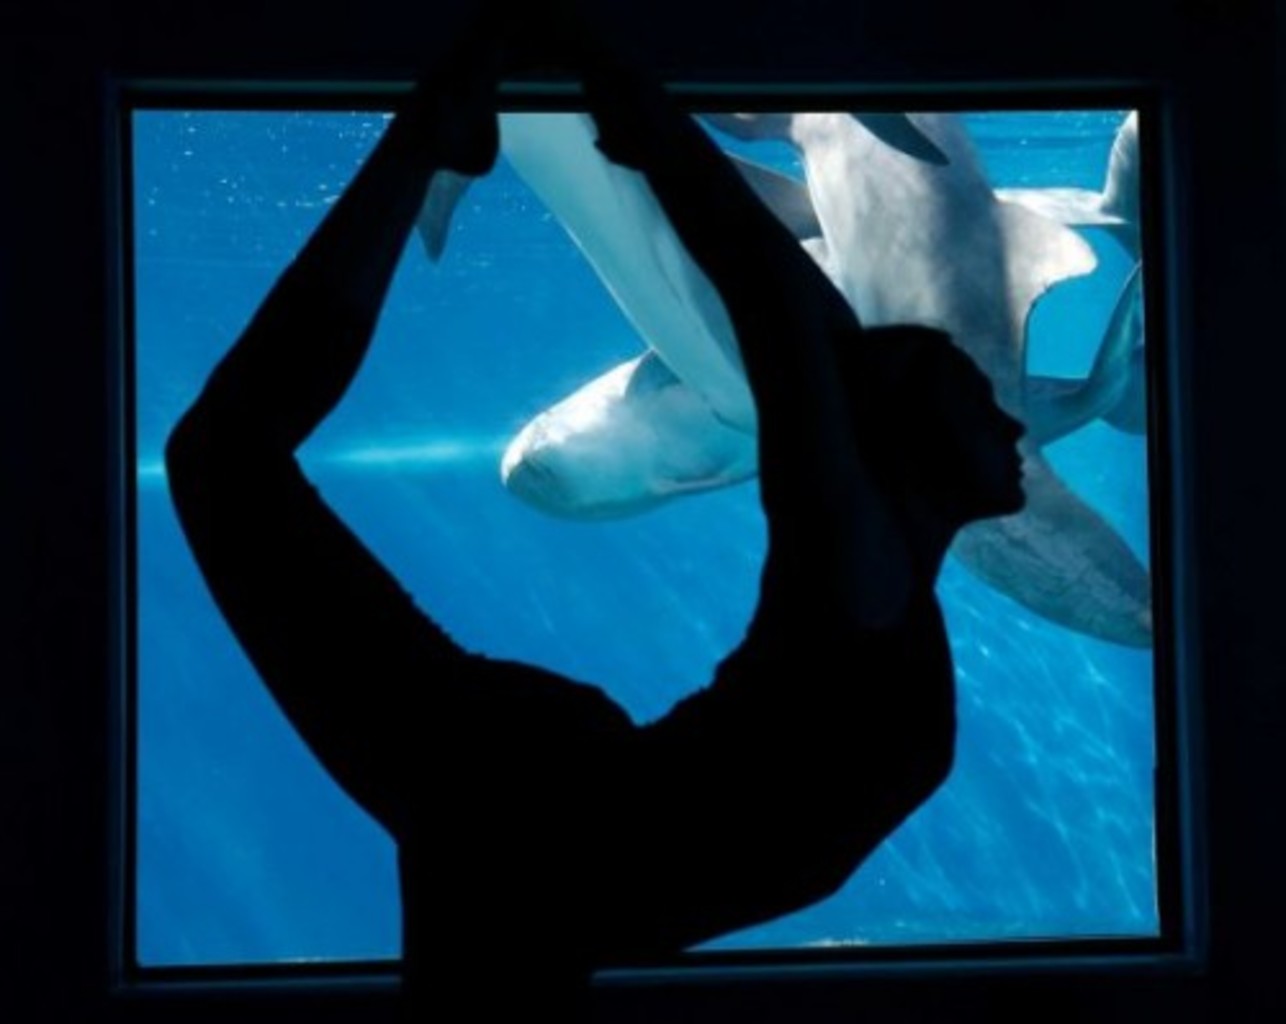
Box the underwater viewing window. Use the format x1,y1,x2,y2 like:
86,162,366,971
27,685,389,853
121,90,1185,982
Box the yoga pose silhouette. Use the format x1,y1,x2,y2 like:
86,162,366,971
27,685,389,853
166,13,1025,1020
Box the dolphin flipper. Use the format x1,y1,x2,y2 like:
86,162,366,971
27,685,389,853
495,109,1151,647
953,454,1152,647
726,154,823,241
415,169,475,262
1024,262,1146,443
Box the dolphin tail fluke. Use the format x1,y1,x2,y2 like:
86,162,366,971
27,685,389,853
415,169,475,262
951,454,1152,648
1024,261,1147,444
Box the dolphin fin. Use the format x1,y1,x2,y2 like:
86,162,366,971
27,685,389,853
851,114,950,166
1024,262,1146,444
952,453,1152,648
726,154,822,241
625,348,683,396
415,169,474,262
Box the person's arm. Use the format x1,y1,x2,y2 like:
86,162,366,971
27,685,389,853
574,47,916,626
170,78,490,462
165,73,499,835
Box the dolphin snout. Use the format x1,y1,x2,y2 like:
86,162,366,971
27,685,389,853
501,447,572,513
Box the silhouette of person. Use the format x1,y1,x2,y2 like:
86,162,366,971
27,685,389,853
165,10,1025,1021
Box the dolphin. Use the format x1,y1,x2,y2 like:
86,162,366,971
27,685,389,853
724,111,1150,646
420,112,944,440
491,112,756,434
498,350,758,518
1024,261,1146,441
417,112,1152,647
423,113,1117,505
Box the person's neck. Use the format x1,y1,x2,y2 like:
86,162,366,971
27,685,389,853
898,495,961,585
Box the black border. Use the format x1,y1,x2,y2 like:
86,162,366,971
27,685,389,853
114,80,1200,992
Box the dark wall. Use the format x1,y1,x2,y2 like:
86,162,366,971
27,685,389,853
2,1,1282,1021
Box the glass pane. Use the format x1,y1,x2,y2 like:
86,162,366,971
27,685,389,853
133,108,1156,966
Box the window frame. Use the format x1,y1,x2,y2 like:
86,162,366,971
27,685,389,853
108,76,1208,1013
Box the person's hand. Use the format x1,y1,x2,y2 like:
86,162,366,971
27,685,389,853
400,10,506,176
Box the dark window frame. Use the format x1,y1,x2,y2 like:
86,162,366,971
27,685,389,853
108,77,1207,1014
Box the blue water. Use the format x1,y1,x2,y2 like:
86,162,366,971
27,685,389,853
133,109,1155,966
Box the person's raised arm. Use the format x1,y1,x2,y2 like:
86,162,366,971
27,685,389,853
168,62,498,464
164,41,503,834
560,21,916,627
